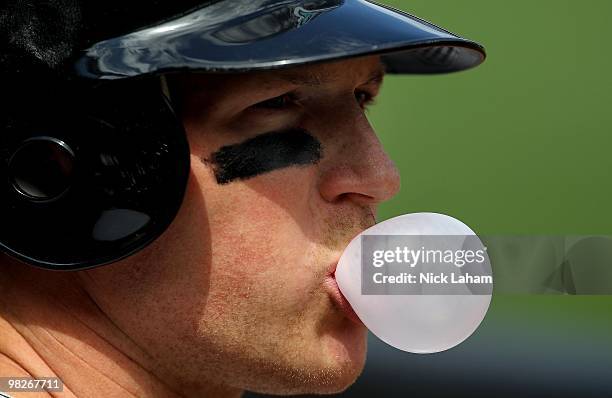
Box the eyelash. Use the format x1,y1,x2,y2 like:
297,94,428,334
252,90,376,111
252,93,298,110
355,90,376,109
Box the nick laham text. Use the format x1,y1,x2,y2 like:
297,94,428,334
373,272,493,285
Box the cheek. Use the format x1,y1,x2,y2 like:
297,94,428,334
190,154,324,316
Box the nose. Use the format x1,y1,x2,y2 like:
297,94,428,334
317,103,401,208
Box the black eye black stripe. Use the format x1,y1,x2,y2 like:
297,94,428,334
205,128,322,184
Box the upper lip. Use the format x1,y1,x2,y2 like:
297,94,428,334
323,210,377,277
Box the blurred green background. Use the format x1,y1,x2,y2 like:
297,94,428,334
250,1,612,396
373,0,612,234
368,0,612,396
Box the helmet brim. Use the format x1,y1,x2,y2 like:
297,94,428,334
74,0,485,79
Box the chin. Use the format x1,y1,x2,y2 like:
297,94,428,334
308,360,366,395
284,320,368,395
246,321,368,396
314,321,368,393
265,354,367,396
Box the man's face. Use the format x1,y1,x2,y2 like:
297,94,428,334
78,55,400,395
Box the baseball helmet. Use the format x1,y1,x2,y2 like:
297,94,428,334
0,0,486,270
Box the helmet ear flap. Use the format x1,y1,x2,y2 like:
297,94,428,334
0,77,190,270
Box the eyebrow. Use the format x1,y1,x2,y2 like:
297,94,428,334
273,64,386,87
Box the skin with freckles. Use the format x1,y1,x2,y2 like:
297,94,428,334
0,55,400,397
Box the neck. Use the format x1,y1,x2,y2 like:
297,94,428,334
0,257,242,398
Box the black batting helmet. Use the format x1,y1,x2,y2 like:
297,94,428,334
0,0,485,270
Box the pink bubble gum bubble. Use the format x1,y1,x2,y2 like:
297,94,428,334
335,212,492,354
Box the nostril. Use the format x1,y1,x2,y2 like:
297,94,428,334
334,192,376,206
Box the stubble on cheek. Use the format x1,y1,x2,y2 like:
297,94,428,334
194,173,374,347
319,205,377,251
194,218,339,368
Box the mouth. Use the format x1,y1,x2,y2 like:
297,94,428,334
324,262,364,326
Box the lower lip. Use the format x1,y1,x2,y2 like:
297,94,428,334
324,272,364,326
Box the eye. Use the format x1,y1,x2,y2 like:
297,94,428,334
252,93,296,109
355,90,375,109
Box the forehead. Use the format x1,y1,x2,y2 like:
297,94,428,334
174,55,385,92
262,55,385,85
